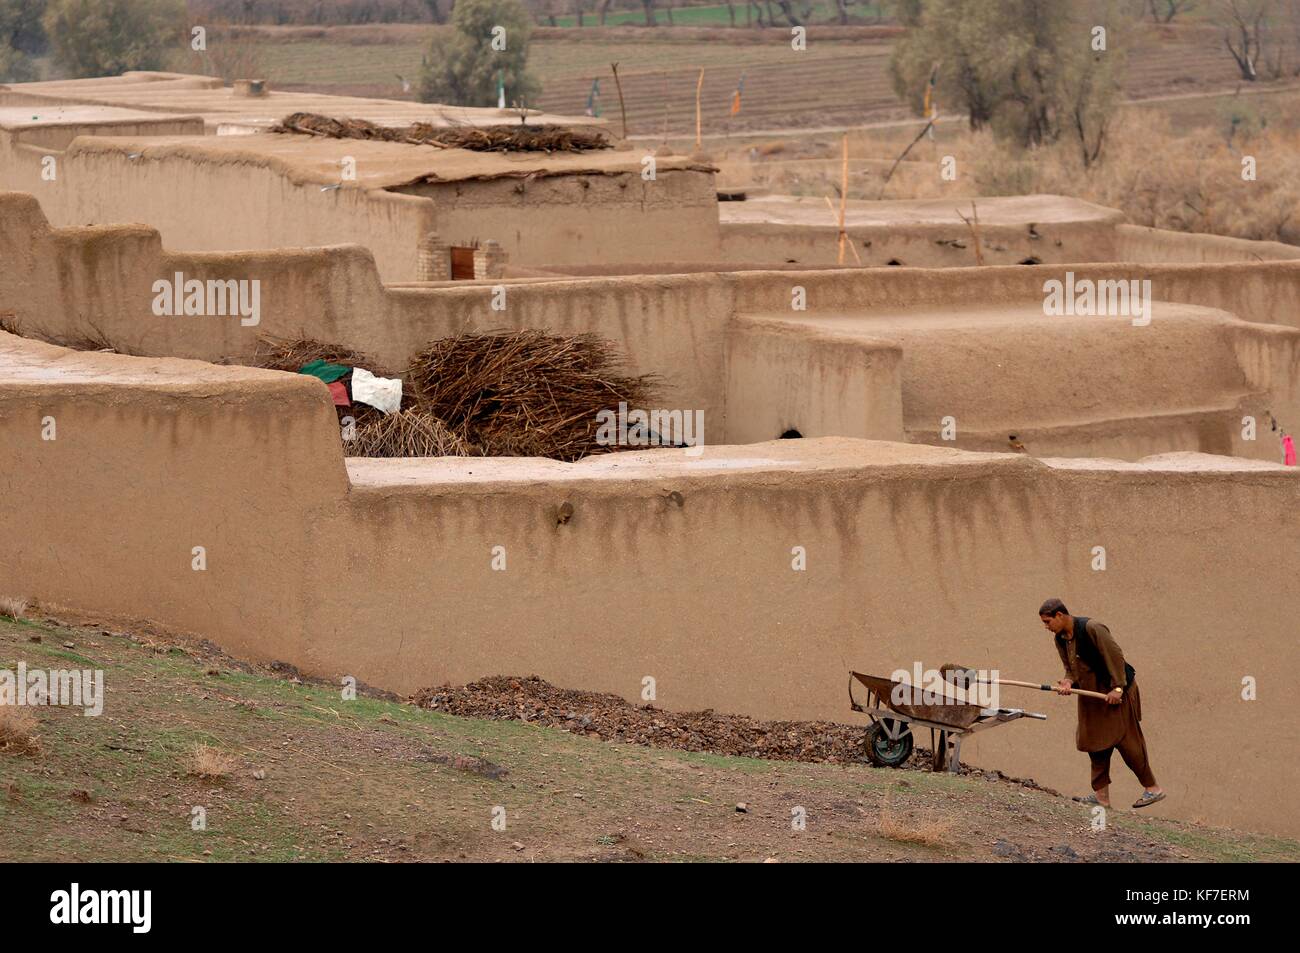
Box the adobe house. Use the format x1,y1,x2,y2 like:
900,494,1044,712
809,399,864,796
0,70,602,134
0,72,720,281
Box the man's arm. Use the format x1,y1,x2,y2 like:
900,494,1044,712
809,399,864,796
1088,620,1128,689
1054,637,1072,678
1053,638,1074,693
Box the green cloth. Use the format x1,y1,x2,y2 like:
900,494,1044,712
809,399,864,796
298,359,350,384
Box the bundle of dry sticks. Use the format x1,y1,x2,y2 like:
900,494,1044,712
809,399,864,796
271,112,611,154
256,330,656,462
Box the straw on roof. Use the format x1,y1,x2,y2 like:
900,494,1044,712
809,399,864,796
252,335,375,374
347,409,474,458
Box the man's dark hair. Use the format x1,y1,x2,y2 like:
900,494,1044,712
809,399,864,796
1038,597,1069,617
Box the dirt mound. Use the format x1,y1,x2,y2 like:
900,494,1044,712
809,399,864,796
415,674,883,764
413,676,1063,795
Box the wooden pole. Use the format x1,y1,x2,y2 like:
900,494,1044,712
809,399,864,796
695,68,704,150
838,133,848,265
877,117,934,200
824,191,861,265
662,73,669,145
611,62,629,141
944,666,1113,702
956,201,984,265
993,678,1111,701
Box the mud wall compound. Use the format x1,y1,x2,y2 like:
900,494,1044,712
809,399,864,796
0,127,721,281
9,138,436,284
1114,223,1300,263
4,192,1299,461
0,332,1296,837
728,306,1300,460
394,172,722,266
717,219,1119,268
723,316,905,442
714,221,1300,270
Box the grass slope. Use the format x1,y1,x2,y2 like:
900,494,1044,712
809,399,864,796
1,615,1296,862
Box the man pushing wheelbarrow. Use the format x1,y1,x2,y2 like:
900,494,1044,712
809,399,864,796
1037,598,1166,810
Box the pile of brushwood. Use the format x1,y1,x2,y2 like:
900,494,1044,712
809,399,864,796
409,330,657,460
271,112,611,153
255,330,656,461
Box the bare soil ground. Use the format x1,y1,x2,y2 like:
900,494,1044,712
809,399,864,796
2,614,1295,862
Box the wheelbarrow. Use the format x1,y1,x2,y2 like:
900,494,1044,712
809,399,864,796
849,671,1046,772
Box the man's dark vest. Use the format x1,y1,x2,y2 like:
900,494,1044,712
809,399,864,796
1071,616,1136,691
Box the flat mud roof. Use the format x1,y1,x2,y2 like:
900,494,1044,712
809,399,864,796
719,193,1124,228
68,133,716,189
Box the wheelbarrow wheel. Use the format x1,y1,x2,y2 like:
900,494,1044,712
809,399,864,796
866,720,914,767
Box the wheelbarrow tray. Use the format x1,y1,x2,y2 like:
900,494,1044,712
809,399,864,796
850,671,986,730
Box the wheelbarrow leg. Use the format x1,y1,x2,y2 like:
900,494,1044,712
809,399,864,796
932,730,947,772
947,733,963,774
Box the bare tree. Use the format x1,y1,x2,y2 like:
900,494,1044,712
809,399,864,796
642,0,657,25
1215,0,1274,80
774,0,803,24
1288,0,1300,75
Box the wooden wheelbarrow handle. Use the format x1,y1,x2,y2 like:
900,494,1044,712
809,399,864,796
993,678,1111,701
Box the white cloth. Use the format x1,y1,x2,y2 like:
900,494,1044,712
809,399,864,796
350,367,402,414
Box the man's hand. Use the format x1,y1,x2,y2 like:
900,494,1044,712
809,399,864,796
1055,679,1073,696
1106,688,1123,706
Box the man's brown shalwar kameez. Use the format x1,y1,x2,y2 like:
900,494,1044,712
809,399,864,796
1055,617,1157,792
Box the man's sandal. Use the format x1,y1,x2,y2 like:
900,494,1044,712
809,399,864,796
1133,791,1167,809
1072,794,1108,806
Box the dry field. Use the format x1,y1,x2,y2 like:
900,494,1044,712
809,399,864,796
223,21,1284,135
701,86,1300,246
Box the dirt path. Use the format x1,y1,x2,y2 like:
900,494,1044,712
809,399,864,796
2,615,1295,862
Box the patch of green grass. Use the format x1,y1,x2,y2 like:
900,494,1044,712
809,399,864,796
550,2,885,28
1135,822,1300,863
662,748,777,773
7,642,100,667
